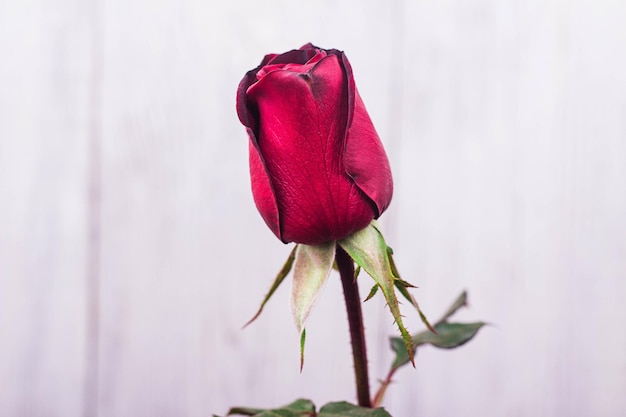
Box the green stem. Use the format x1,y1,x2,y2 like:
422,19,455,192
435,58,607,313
336,245,372,408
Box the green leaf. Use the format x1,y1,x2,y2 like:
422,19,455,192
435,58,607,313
437,290,468,324
244,246,297,328
390,321,487,370
318,402,392,416
291,242,335,335
338,222,414,365
226,400,391,417
226,406,265,416
421,322,486,349
227,399,315,416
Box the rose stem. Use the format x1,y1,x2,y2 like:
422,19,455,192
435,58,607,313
336,245,372,408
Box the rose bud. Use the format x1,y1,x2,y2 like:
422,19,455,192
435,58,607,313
237,43,393,245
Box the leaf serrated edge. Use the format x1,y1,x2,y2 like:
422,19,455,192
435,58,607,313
388,252,436,335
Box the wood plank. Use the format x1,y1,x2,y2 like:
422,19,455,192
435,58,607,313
2,0,625,416
387,1,626,416
0,0,97,415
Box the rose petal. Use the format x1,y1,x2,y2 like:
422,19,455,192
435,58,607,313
247,55,374,244
248,137,281,240
344,90,393,216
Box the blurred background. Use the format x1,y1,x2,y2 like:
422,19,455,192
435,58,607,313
1,0,625,416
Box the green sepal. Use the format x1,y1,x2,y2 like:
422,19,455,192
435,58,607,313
299,329,306,372
338,222,415,366
393,279,436,334
364,284,379,302
243,246,297,328
291,242,335,334
386,247,436,334
291,242,335,368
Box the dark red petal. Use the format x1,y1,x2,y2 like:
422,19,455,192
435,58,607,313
237,49,317,128
299,43,317,51
256,51,326,81
248,135,282,240
338,52,393,216
267,48,318,66
237,61,282,241
247,55,375,244
344,89,393,216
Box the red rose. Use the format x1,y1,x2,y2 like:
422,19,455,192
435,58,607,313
237,44,393,245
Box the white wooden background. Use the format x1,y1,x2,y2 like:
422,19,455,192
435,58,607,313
1,0,625,416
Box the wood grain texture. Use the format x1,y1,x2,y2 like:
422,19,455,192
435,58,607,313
0,0,95,416
1,1,625,416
